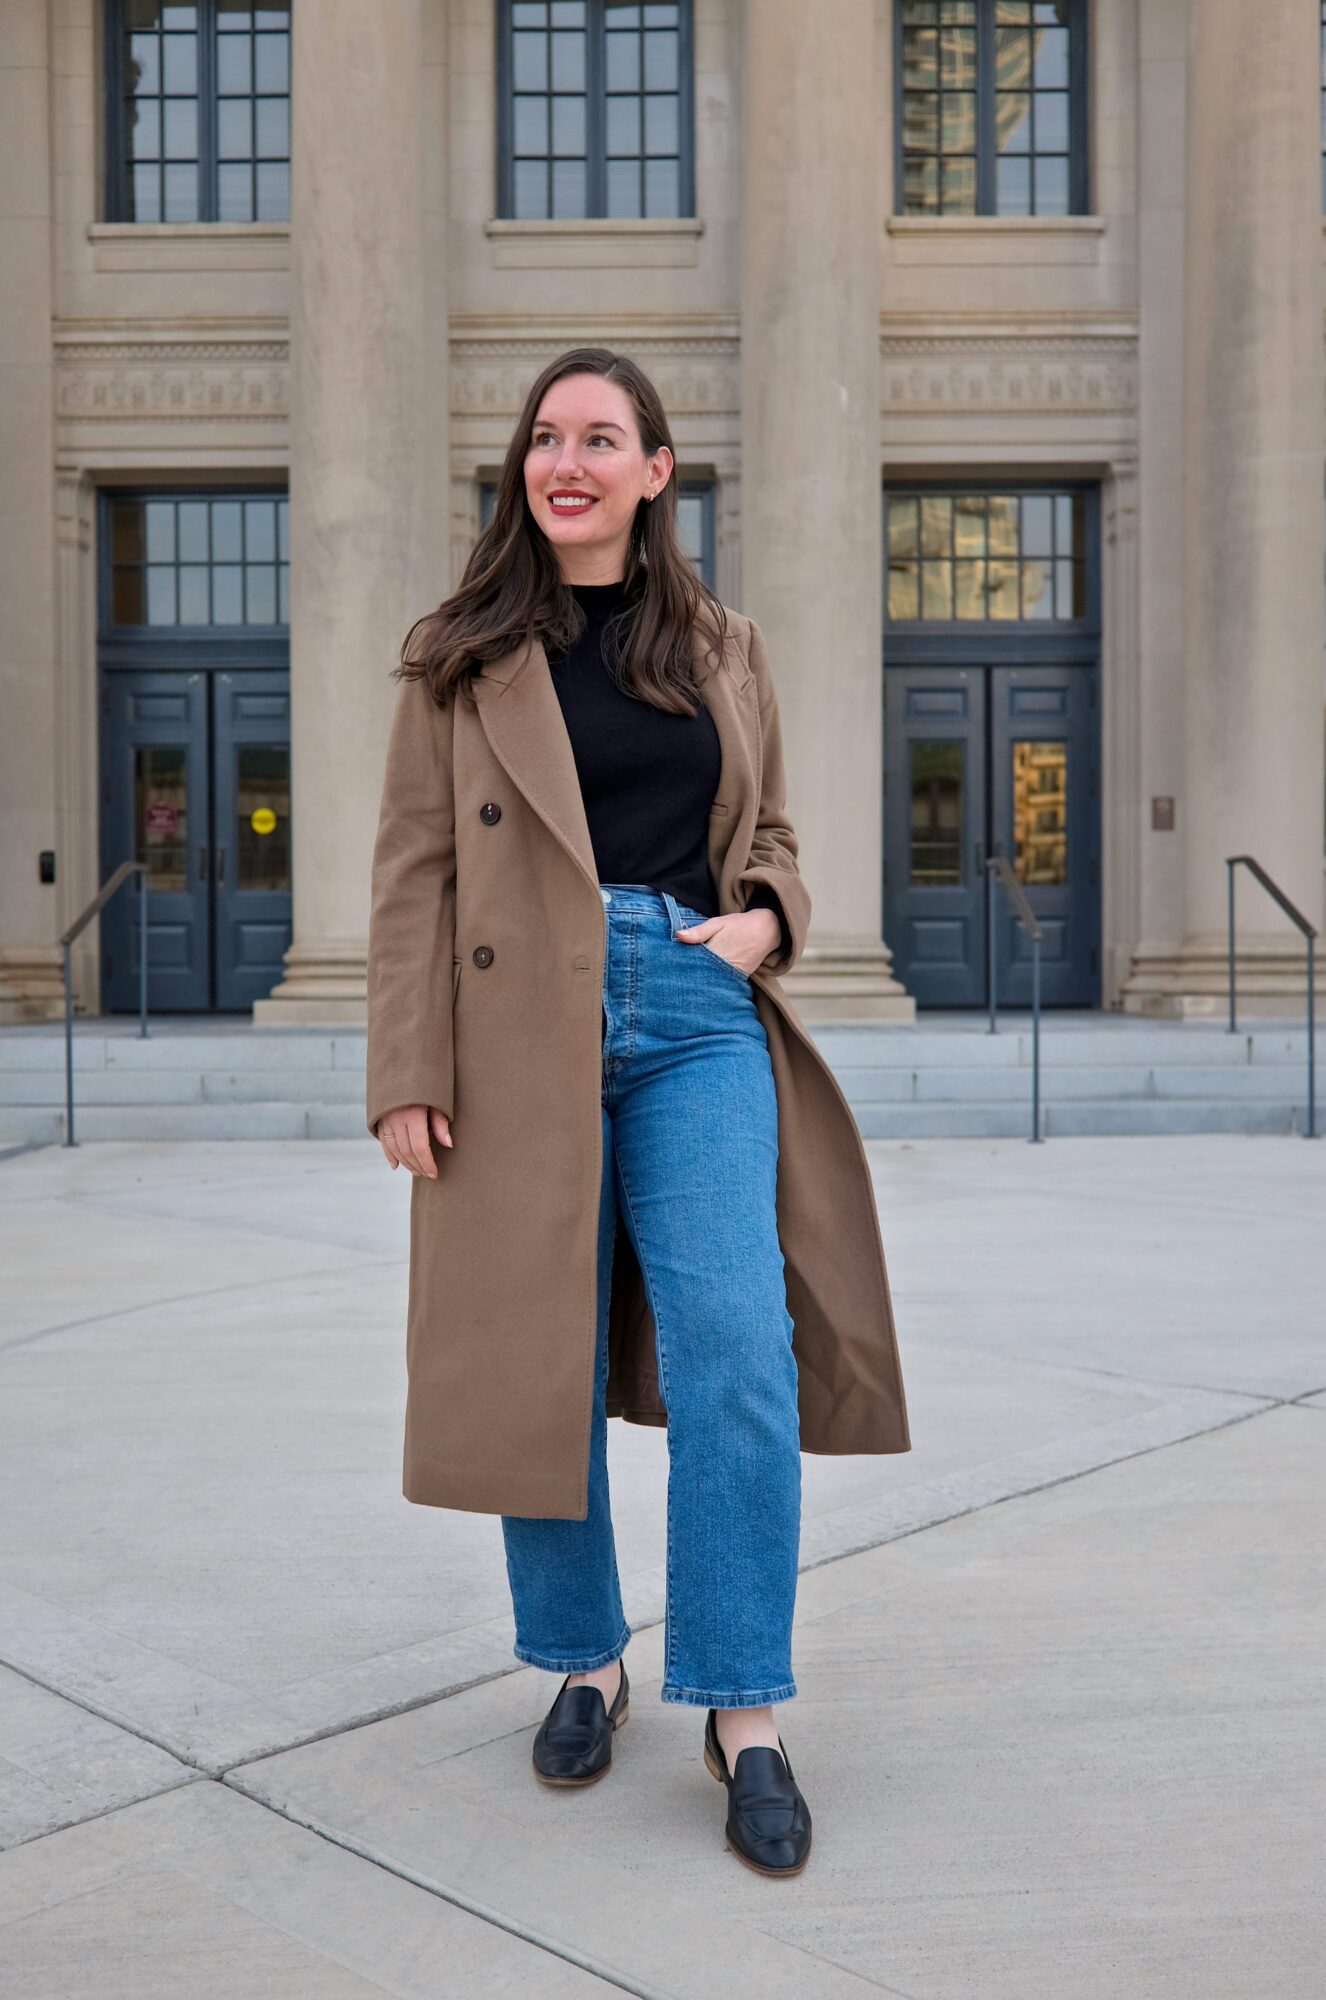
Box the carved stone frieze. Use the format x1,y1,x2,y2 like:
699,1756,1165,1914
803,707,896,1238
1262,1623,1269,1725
449,334,740,422
880,333,1137,416
55,339,289,422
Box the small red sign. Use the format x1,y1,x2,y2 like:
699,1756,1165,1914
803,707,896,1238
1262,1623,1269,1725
145,801,178,835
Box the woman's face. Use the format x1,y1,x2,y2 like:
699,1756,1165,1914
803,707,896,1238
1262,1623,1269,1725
523,373,673,583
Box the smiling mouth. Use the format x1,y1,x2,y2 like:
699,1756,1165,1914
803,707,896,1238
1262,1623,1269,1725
548,495,599,512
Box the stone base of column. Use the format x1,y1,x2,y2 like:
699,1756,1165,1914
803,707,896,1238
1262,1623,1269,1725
786,940,917,1022
252,940,368,1025
1120,935,1325,1019
0,947,67,1025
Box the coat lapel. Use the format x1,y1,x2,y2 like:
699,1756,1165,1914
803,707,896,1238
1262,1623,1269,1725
472,619,757,908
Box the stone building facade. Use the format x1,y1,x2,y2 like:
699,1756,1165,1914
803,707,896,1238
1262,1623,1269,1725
2,0,1323,1025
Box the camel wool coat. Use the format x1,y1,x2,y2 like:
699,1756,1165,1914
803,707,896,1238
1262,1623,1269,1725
365,605,911,1518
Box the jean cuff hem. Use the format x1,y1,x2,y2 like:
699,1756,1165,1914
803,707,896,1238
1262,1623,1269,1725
513,1624,631,1675
660,1680,796,1707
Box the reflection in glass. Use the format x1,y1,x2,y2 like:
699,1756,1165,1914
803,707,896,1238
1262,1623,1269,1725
236,745,291,891
885,488,1086,624
1011,739,1067,884
135,746,189,891
910,740,964,885
902,0,1076,218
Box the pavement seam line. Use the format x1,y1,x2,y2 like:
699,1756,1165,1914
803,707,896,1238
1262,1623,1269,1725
0,1254,400,1356
214,1775,735,2000
0,1773,207,1855
1039,1362,1289,1403
795,1396,1276,1578
0,1399,1294,1800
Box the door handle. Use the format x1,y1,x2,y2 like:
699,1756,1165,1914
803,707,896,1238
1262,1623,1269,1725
215,845,226,885
974,840,985,875
198,844,208,883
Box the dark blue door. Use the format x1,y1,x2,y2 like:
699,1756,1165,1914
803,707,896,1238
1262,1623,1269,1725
102,671,211,1011
885,662,1099,1007
989,663,1098,1007
884,664,988,1006
101,669,291,1012
212,671,292,1009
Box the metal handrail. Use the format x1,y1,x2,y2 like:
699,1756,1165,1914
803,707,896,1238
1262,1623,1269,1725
1226,855,1317,1139
58,860,150,1146
985,854,1043,1143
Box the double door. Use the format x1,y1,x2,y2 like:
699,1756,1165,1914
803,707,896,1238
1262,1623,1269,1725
884,661,1100,1007
100,668,291,1012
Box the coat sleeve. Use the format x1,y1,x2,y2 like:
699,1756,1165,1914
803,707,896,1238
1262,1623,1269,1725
734,616,812,978
365,672,458,1138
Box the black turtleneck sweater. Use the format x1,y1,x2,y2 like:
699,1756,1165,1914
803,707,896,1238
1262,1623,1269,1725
544,577,789,954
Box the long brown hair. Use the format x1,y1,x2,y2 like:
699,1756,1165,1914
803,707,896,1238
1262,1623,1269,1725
396,346,728,712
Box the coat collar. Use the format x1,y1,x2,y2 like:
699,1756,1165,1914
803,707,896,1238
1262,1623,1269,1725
471,617,757,907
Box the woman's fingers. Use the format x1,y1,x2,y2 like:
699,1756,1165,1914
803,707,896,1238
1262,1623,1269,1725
429,1107,454,1149
379,1105,439,1177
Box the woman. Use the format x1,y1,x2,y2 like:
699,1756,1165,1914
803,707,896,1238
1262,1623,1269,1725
366,346,910,1879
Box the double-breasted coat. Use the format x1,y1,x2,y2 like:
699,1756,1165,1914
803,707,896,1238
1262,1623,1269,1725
365,605,911,1518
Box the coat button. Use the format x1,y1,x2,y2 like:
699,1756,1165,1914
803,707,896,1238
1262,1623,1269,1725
479,801,501,824
472,945,494,968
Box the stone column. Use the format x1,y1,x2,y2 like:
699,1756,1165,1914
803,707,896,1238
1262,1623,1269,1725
0,1,62,1023
255,0,441,1022
738,0,913,1018
1125,0,1324,1015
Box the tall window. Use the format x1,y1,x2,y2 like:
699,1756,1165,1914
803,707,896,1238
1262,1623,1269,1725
895,0,1087,216
106,1,292,223
498,1,693,219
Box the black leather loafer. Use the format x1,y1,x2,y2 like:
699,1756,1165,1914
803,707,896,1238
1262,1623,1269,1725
532,1659,629,1786
703,1707,812,1876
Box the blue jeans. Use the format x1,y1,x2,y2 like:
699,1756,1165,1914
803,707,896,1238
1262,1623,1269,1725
500,882,802,1708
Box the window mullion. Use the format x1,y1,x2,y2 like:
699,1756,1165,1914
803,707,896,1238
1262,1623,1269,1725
107,1,123,221
977,0,995,216
1069,0,1088,214
199,0,217,223
587,0,606,217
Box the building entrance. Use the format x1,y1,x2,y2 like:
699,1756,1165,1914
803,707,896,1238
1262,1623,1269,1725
884,660,1099,1006
880,482,1101,1008
97,488,292,1014
101,668,291,1013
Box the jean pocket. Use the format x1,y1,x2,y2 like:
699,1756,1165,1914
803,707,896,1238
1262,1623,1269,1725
674,915,752,985
698,941,753,983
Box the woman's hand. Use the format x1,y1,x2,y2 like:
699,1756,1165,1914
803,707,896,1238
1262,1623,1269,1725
378,1104,453,1177
675,906,781,976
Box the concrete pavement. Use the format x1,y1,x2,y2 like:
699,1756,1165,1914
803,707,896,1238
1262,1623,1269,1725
0,1134,1322,1996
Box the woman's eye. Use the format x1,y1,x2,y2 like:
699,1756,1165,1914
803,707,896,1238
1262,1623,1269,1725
531,431,613,446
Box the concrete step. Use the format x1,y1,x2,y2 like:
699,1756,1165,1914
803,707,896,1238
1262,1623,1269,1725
0,1016,1318,1143
853,1098,1316,1140
10,1102,370,1145
15,1096,1316,1145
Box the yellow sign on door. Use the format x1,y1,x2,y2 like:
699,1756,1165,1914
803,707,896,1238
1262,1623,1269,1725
250,807,277,836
